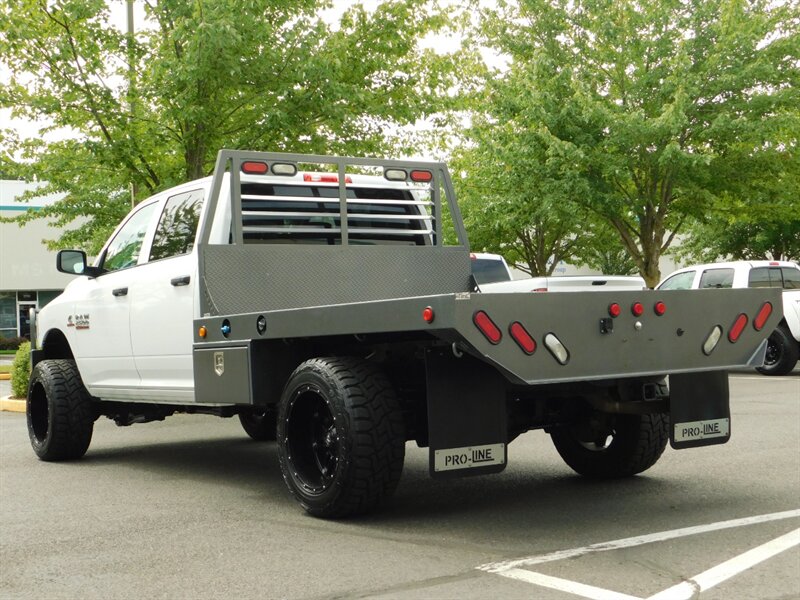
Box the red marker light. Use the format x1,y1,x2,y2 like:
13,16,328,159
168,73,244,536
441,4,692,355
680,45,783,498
753,302,772,331
303,173,353,183
410,170,433,182
473,310,502,344
608,303,621,318
728,313,748,343
422,306,435,324
631,302,644,317
654,301,666,316
241,161,268,174
509,322,536,355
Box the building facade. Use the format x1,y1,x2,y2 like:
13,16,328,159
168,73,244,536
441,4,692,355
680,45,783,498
0,180,77,339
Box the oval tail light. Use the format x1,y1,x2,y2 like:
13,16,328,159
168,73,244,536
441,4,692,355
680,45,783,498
753,302,772,331
473,310,502,344
509,322,536,355
728,313,748,343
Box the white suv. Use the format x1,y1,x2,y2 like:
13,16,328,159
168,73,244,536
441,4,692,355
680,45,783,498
657,261,800,375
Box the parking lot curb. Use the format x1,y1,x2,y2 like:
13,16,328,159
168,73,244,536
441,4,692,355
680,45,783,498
0,397,25,413
0,373,10,380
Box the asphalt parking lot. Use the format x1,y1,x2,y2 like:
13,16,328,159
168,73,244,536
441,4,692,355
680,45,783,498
1,371,798,599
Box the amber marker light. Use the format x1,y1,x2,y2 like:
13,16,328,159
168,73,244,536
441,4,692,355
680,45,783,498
198,326,207,339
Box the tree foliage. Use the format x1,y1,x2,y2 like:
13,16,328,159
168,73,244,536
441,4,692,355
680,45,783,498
0,0,462,252
470,0,799,286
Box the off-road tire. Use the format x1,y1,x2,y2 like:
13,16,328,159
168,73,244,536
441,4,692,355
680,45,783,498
277,357,405,518
27,359,96,461
756,325,799,376
550,412,669,478
238,408,277,441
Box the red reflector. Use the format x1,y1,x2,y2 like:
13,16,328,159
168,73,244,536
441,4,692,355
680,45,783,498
753,302,772,331
473,310,502,344
241,161,268,174
654,301,666,316
410,170,433,182
422,306,435,324
631,302,644,317
728,313,748,343
608,303,621,318
303,173,353,183
509,322,536,355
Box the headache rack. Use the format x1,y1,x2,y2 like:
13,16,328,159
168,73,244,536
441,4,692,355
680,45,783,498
196,150,473,316
198,150,469,248
239,182,433,245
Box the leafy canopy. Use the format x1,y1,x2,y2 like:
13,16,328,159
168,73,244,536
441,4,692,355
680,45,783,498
467,0,799,286
0,0,462,252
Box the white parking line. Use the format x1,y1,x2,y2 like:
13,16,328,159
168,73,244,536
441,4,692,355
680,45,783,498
499,569,642,600
478,510,800,600
647,528,800,600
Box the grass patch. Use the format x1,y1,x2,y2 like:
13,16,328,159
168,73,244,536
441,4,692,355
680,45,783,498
0,365,11,374
0,350,18,355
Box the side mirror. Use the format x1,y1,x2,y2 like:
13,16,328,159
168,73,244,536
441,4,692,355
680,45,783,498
57,250,102,277
57,250,87,274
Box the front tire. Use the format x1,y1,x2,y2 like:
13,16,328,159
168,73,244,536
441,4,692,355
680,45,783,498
277,357,405,518
550,412,669,478
27,359,96,461
756,325,799,376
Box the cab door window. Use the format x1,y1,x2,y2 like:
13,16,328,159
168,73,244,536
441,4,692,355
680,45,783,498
149,190,204,261
698,268,734,289
101,203,158,272
748,267,782,288
659,270,695,290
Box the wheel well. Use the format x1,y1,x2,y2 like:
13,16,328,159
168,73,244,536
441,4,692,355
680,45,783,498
42,329,74,360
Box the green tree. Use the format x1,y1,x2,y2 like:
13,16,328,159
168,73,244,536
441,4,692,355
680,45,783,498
452,112,593,276
473,0,799,286
0,0,461,252
678,154,800,263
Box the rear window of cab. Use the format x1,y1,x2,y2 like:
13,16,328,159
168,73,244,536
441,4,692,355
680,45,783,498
749,266,800,290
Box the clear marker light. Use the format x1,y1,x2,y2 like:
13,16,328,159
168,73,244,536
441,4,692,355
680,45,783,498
544,333,570,365
703,325,723,355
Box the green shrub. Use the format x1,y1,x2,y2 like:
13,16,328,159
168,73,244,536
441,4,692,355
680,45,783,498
10,341,31,398
0,336,26,351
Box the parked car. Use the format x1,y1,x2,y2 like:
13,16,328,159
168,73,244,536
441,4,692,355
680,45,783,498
470,252,646,292
657,261,800,375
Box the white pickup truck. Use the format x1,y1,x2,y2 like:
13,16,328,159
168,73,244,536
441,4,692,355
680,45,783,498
26,150,782,518
657,261,800,375
471,252,646,293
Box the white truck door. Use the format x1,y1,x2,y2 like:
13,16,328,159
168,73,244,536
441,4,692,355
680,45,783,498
129,189,204,401
71,201,159,391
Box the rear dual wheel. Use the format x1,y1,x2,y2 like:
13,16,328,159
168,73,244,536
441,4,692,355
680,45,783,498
239,408,277,441
277,357,405,518
550,411,669,479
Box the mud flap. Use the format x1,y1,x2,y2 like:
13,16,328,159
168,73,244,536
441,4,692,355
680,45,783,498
425,349,507,479
669,371,730,449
